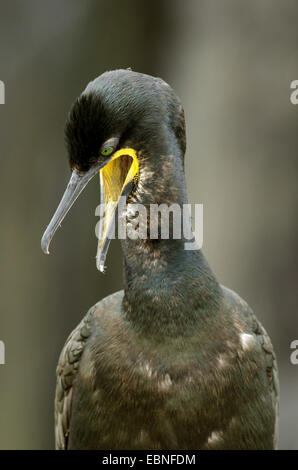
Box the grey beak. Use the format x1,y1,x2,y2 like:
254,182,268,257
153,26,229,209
41,160,110,255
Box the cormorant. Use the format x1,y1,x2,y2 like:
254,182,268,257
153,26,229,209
41,70,279,450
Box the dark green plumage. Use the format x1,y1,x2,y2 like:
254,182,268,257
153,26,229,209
52,70,278,450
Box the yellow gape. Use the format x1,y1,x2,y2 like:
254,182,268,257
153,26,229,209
100,148,139,203
97,148,139,270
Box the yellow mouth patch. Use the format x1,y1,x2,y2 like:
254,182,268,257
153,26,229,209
100,148,139,203
97,148,139,262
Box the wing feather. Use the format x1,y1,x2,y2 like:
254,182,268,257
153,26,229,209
54,306,95,449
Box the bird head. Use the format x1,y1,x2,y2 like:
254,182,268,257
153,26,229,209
41,69,186,271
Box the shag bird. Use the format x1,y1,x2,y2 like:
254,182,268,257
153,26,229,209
41,70,279,450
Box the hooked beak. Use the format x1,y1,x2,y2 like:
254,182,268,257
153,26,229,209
41,148,139,272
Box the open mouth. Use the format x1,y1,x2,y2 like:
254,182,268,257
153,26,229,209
41,147,139,272
97,148,139,271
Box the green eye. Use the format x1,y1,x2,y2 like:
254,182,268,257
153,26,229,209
101,146,113,157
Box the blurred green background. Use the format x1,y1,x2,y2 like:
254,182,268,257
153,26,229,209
0,0,297,449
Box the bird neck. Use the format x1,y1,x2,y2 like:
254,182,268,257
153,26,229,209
121,135,221,336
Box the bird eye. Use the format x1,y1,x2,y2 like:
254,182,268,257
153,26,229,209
101,146,114,157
